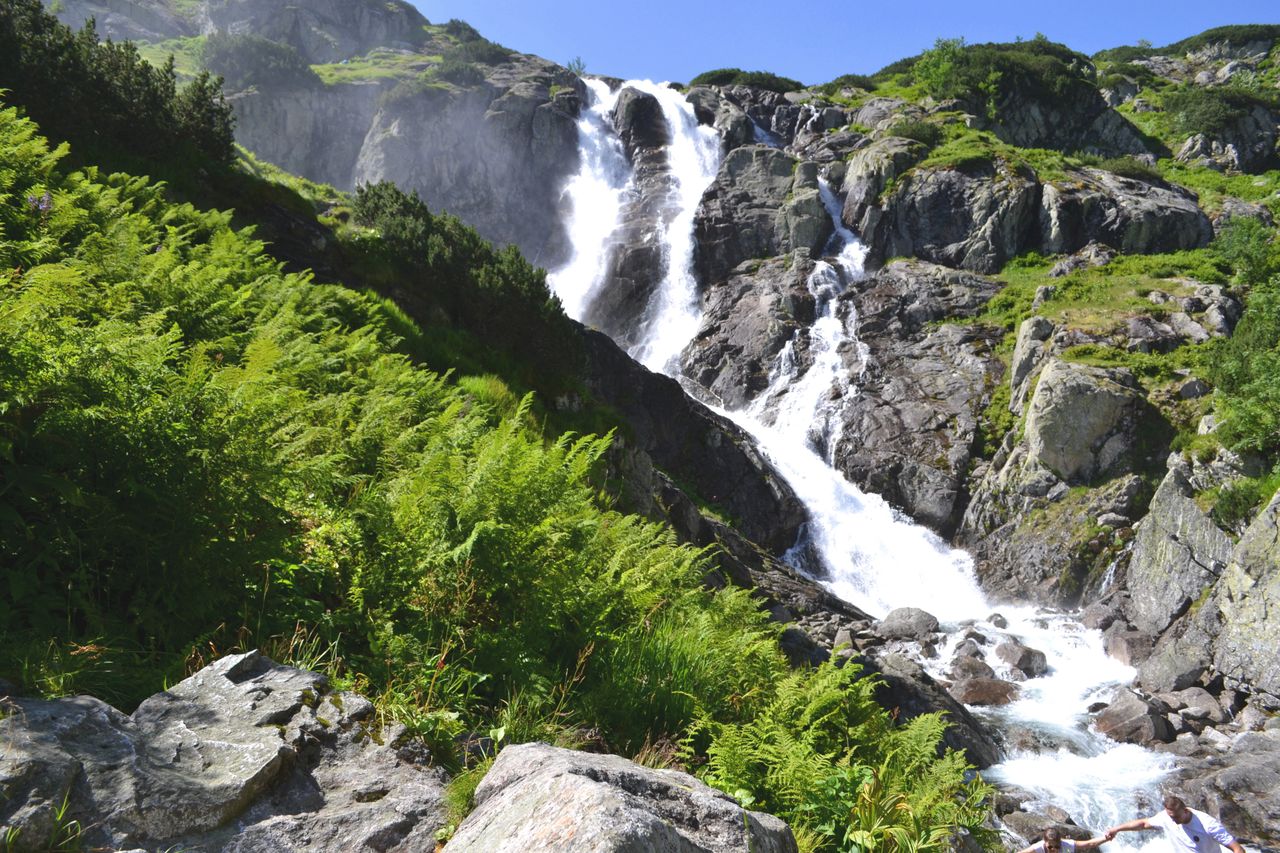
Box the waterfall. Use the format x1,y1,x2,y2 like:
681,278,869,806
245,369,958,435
621,81,721,373
548,85,1175,851
546,79,630,320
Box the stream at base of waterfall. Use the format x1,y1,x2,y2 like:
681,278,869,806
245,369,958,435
548,78,1185,851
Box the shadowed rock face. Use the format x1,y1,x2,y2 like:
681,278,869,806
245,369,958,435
0,652,448,852
445,743,798,853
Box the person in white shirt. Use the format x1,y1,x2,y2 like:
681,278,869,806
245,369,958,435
1104,794,1246,853
1015,826,1109,853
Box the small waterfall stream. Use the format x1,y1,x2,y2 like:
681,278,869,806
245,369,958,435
548,80,1177,850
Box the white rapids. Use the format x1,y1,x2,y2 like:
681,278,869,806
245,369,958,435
547,79,1180,850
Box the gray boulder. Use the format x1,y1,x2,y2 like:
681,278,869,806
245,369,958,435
1009,316,1055,414
0,652,448,852
840,136,929,238
1126,458,1234,636
1213,486,1280,707
995,639,1049,678
1024,359,1143,484
876,607,941,640
1038,169,1213,256
1093,688,1175,745
443,743,797,853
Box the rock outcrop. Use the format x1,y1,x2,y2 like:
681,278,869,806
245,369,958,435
863,159,1041,273
443,743,797,853
1125,459,1234,636
349,61,584,268
1039,169,1213,256
0,652,449,852
693,147,831,287
830,260,1004,534
1175,105,1280,174
680,255,814,410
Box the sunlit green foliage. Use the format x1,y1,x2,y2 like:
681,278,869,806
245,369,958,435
1208,221,1280,456
692,662,994,852
896,35,1096,122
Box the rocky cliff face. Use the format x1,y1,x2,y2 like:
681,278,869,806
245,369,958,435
53,0,428,62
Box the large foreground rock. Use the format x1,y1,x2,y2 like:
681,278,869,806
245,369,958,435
0,652,447,852
444,743,797,853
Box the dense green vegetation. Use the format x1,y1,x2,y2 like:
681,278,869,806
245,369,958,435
0,0,234,167
1162,84,1280,137
201,31,321,90
689,67,805,93
876,35,1096,121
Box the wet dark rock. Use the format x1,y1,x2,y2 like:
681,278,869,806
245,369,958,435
995,639,1049,677
693,147,830,288
1094,687,1175,745
830,260,1003,535
680,256,814,410
949,677,1020,706
860,653,1002,767
948,655,996,681
582,329,805,554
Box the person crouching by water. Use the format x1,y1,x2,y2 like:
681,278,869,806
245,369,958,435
1105,794,1246,852
1015,827,1109,853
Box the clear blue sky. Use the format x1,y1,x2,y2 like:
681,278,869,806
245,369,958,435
412,1,1278,85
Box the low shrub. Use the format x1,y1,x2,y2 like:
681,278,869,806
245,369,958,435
886,119,943,147
1162,85,1280,137
688,67,803,93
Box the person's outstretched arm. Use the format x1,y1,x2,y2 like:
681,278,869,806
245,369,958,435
1076,837,1109,850
1104,818,1155,839
1012,844,1041,853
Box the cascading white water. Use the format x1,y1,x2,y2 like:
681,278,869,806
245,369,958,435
621,81,722,373
549,87,1178,850
732,181,988,620
546,79,630,320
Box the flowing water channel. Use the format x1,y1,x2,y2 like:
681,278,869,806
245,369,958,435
548,80,1180,851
